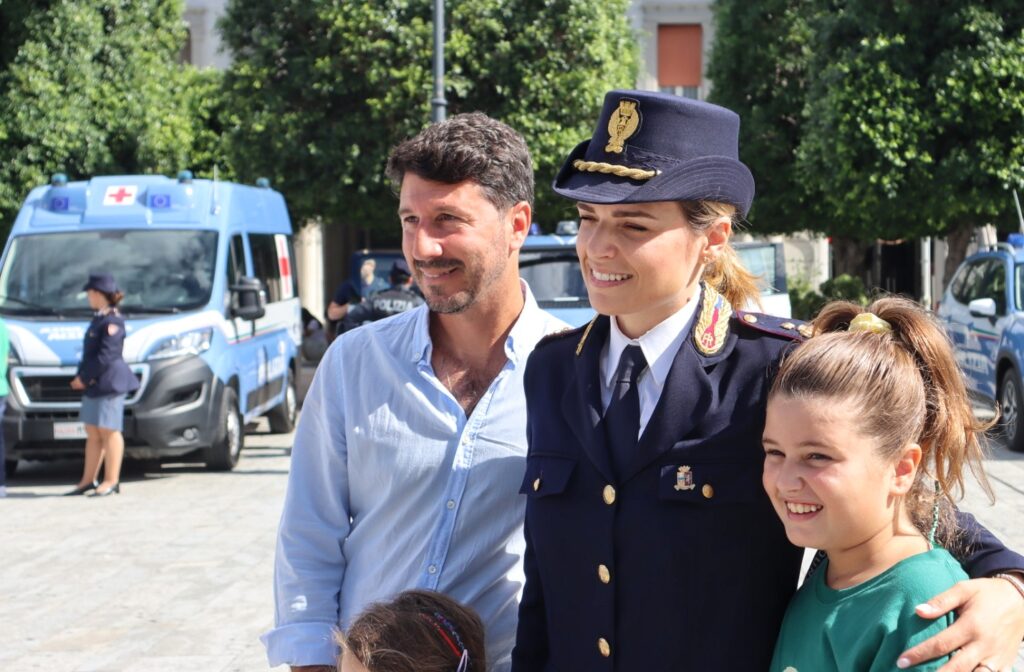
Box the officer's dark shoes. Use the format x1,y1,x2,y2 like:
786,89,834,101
89,483,120,497
63,481,99,496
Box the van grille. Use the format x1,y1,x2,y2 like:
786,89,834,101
19,373,143,403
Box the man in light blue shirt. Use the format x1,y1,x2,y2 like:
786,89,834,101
262,113,567,671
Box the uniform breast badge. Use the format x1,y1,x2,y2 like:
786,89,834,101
673,465,696,491
693,285,732,356
605,99,640,154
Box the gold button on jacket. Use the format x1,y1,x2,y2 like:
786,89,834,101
602,484,616,505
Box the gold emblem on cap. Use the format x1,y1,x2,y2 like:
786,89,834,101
780,322,795,330
797,323,815,338
742,313,758,324
605,99,640,154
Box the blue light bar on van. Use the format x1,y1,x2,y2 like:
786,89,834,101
1008,233,1024,249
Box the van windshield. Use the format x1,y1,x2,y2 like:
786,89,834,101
0,230,218,316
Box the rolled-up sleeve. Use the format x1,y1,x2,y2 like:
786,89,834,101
261,345,352,667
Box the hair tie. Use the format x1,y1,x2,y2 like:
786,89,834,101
848,312,892,335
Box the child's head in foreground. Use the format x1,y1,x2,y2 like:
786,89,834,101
338,590,485,672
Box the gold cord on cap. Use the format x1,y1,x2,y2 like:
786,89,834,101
848,312,892,335
572,159,658,181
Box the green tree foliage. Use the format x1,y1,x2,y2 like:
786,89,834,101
709,0,1024,243
220,0,637,236
707,0,821,234
0,0,230,231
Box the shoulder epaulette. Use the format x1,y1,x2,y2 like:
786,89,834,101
536,323,586,350
733,310,812,340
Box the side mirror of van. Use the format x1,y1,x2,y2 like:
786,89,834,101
968,297,997,318
230,276,267,321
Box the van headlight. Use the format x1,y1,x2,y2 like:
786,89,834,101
146,328,214,361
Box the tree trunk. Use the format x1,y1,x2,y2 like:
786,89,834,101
943,223,973,282
830,235,872,286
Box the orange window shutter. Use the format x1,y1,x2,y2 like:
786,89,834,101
658,24,703,88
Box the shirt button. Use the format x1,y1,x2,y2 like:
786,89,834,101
428,564,437,574
597,564,611,584
602,485,616,505
533,478,542,491
446,499,455,510
597,638,611,657
702,483,715,499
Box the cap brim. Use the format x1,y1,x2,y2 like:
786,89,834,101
553,140,755,216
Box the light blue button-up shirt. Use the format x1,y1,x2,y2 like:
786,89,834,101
262,282,566,670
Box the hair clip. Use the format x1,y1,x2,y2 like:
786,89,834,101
848,312,891,335
455,649,470,672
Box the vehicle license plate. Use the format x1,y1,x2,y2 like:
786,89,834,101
53,422,87,440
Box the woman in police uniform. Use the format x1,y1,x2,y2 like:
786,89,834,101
511,91,1024,671
66,273,139,497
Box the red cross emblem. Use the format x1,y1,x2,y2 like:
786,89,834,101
103,185,137,206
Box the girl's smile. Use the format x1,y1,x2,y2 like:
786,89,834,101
762,394,926,586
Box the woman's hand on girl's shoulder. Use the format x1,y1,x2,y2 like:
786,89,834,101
897,576,1024,671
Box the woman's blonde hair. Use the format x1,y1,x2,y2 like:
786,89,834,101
769,297,993,542
679,200,762,310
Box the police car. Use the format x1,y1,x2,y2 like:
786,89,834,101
519,233,792,327
936,233,1024,452
1,172,302,474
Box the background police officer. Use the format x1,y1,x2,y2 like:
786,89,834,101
340,259,424,332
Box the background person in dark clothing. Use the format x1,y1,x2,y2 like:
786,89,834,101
327,258,389,339
340,259,424,333
66,273,139,497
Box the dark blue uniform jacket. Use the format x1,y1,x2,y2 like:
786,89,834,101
512,286,1024,672
77,310,139,398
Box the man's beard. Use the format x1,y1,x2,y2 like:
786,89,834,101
417,252,507,315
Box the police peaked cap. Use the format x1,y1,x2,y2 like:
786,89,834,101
83,272,120,294
553,90,755,216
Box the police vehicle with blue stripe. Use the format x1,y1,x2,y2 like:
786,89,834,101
1,172,301,474
937,232,1024,453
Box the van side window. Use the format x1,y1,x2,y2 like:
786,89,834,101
249,233,294,303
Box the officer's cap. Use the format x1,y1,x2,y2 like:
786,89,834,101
83,273,120,295
553,90,755,216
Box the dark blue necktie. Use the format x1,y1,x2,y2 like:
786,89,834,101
605,345,648,477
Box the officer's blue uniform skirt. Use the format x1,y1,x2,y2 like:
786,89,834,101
80,393,127,431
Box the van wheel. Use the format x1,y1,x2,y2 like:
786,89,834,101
4,459,17,478
205,387,243,471
998,370,1024,453
267,368,297,434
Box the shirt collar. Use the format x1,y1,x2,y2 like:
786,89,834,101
605,297,699,388
411,279,542,367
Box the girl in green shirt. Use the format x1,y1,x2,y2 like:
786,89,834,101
762,297,996,672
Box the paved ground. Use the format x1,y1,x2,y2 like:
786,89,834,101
1,391,1022,670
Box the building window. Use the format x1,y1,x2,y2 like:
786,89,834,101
657,24,702,99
